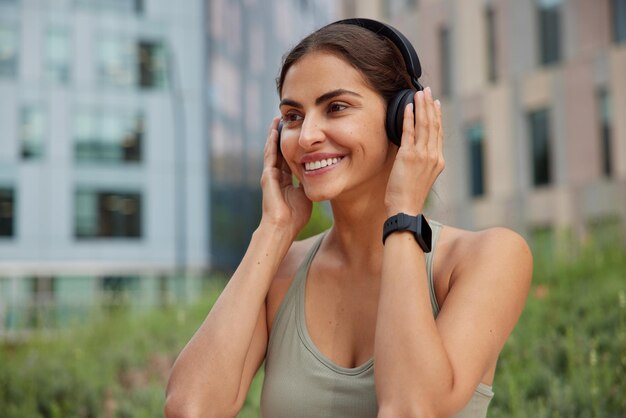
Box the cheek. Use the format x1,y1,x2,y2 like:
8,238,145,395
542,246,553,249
280,136,302,178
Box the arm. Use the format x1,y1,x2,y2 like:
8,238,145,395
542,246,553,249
376,228,532,418
165,118,312,418
375,88,532,417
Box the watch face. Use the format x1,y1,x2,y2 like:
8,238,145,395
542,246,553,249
417,215,432,253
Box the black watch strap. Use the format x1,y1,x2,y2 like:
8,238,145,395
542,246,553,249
382,213,432,253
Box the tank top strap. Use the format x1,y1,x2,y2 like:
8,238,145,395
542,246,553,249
425,219,444,317
267,232,326,351
294,232,326,287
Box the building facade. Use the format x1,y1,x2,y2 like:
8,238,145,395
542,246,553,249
339,0,626,245
0,0,336,332
207,0,335,270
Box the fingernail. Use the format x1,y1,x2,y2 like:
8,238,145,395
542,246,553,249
406,103,414,111
435,99,441,108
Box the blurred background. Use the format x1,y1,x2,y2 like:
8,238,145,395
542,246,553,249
0,0,625,417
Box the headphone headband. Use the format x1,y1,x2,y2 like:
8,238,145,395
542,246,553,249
329,18,424,91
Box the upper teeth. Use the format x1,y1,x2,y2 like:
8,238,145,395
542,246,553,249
305,157,342,171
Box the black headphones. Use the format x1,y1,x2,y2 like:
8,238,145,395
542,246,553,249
278,18,424,147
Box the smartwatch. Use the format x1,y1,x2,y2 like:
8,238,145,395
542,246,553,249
382,213,432,253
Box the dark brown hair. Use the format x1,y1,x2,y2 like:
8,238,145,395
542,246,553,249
276,23,414,103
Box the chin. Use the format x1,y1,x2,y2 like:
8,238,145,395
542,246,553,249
303,186,337,203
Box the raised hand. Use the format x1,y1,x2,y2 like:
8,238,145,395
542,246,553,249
259,117,313,240
384,87,444,217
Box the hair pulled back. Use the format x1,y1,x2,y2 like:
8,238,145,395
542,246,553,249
276,23,414,104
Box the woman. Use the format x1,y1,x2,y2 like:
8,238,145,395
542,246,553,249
165,19,532,418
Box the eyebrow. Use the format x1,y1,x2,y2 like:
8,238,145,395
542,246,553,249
279,89,363,108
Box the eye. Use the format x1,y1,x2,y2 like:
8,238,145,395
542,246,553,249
283,111,303,126
328,102,348,113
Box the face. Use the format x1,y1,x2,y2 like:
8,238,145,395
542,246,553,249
279,51,395,203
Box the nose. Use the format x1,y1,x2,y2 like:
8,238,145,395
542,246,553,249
298,115,325,150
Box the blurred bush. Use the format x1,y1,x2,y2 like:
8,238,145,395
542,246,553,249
488,232,626,417
0,279,225,418
297,201,333,240
1,229,625,417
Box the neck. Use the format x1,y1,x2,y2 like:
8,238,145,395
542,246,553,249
324,187,389,274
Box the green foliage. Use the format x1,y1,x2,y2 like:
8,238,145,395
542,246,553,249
1,233,625,417
0,281,224,418
487,233,626,418
297,201,333,240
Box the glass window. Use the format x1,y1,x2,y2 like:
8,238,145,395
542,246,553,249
101,276,140,307
0,23,18,78
30,276,55,304
20,106,46,160
598,88,612,177
613,0,626,43
527,108,552,187
97,37,136,87
466,122,486,198
439,26,452,97
485,5,497,83
98,37,166,89
74,109,143,163
537,0,562,65
45,27,71,84
137,40,166,89
0,188,15,237
27,276,57,328
75,189,142,238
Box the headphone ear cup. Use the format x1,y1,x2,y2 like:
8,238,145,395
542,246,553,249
277,120,283,143
277,120,283,154
385,89,415,146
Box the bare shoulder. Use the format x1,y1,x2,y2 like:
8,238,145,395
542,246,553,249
443,224,533,288
266,232,326,331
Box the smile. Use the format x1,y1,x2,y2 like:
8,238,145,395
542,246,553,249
304,157,343,172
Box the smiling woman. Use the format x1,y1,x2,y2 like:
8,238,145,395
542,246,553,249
165,18,532,418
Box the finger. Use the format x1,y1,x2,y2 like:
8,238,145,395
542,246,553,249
279,160,293,187
263,117,282,168
435,99,444,156
424,87,438,155
400,102,415,149
414,90,427,150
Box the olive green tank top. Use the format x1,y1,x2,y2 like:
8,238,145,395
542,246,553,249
261,221,494,417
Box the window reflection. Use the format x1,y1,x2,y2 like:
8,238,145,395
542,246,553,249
74,110,143,163
0,23,18,78
97,37,136,87
101,276,140,308
20,106,46,160
537,0,562,65
598,88,613,177
75,190,142,238
0,188,14,237
45,27,71,84
138,41,166,89
466,122,486,198
528,108,553,187
98,37,166,89
613,0,626,43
